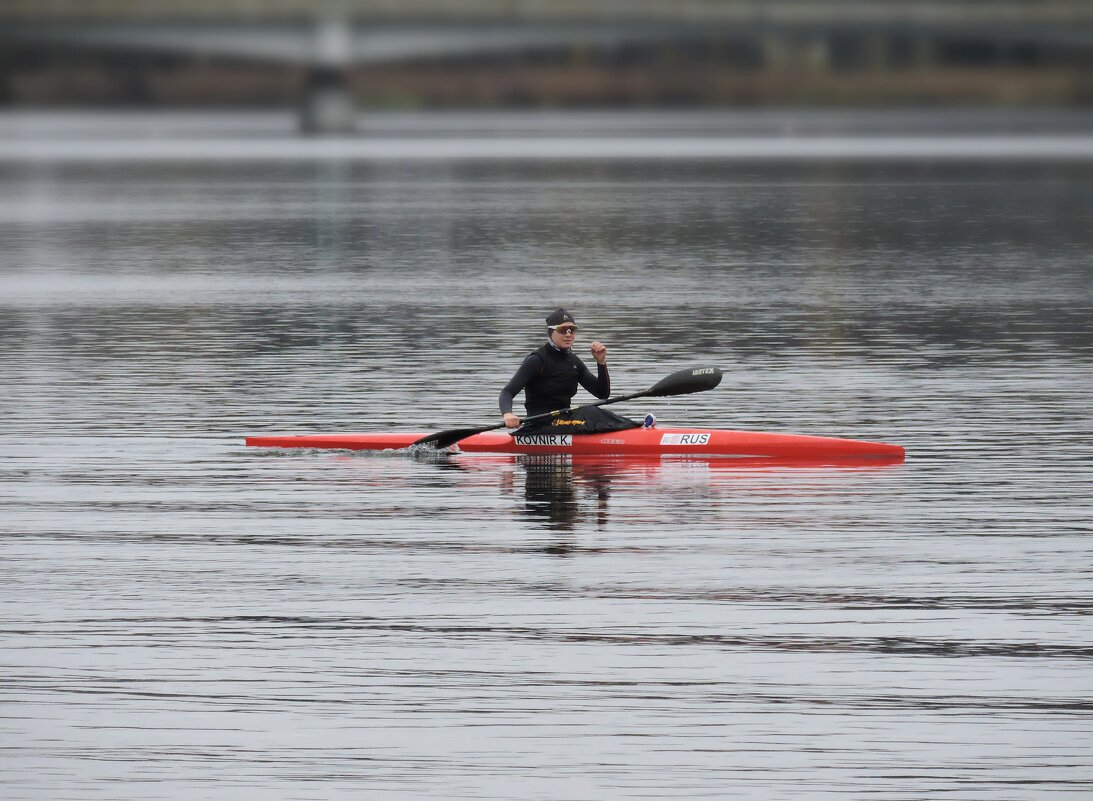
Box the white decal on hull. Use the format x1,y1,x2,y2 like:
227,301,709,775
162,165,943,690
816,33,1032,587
660,432,711,446
514,435,573,447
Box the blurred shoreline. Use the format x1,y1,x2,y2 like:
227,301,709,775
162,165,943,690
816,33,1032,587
5,108,1093,137
2,109,1092,162
7,63,1089,109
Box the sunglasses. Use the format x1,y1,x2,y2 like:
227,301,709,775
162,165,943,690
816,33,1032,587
552,326,578,335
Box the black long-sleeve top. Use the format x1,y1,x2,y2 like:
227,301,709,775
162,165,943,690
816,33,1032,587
499,342,610,417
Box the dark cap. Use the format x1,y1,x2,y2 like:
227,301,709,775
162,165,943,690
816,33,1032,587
546,308,575,328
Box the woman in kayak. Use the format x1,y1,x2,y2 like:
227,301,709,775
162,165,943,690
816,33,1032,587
499,308,613,429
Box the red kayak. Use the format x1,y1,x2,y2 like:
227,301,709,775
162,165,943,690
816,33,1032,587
245,426,904,461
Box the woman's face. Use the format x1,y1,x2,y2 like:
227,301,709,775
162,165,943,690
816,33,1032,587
550,324,577,348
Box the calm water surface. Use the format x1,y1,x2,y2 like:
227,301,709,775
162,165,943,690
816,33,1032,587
1,112,1092,800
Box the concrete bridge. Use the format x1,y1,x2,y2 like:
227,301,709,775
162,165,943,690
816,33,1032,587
3,1,1091,131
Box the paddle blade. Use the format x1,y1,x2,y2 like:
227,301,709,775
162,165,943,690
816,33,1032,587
411,425,498,450
647,366,723,397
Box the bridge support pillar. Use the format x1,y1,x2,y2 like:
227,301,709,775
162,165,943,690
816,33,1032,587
762,35,829,72
300,66,355,134
911,38,937,70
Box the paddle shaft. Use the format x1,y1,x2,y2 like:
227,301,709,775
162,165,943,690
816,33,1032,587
518,387,647,427
413,389,650,450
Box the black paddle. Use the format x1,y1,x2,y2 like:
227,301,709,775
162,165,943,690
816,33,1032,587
411,365,723,450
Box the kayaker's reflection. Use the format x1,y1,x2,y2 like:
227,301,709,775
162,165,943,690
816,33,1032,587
420,453,617,551
519,456,611,542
